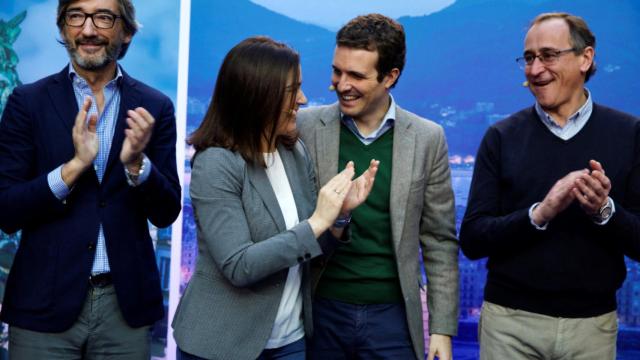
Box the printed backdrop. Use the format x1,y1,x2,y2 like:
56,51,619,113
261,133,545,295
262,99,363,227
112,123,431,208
182,1,640,359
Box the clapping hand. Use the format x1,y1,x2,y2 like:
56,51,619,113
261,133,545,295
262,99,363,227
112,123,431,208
120,107,155,171
308,162,355,236
340,159,379,215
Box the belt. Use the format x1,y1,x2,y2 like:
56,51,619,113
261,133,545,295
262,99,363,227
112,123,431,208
88,272,112,288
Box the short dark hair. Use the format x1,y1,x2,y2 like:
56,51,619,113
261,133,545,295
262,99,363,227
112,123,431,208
531,12,597,82
336,13,406,88
57,0,138,59
188,36,300,167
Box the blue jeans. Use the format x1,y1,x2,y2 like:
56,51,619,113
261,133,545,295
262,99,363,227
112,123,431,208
178,338,305,360
308,297,415,360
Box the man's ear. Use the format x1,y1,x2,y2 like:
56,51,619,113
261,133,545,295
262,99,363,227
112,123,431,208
580,46,595,74
384,68,400,89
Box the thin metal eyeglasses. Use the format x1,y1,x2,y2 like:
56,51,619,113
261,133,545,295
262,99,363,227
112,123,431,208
515,48,576,69
64,10,122,29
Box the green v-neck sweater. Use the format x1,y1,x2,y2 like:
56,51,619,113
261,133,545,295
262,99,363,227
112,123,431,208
316,124,403,304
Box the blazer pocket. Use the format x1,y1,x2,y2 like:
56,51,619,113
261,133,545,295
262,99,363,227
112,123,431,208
407,177,426,212
9,243,56,311
409,176,425,194
134,240,162,304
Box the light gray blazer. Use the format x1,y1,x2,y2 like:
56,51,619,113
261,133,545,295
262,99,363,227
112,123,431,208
172,142,341,360
297,103,459,360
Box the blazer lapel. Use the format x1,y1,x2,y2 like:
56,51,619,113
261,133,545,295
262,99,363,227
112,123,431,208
247,161,287,232
390,107,416,250
315,104,341,186
48,66,78,133
104,71,140,178
278,143,311,221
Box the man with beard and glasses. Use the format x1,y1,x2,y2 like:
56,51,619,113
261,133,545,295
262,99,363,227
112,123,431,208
0,0,181,358
460,12,640,359
297,14,459,360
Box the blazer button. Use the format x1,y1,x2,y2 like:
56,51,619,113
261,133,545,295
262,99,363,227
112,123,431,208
99,201,106,208
88,242,95,251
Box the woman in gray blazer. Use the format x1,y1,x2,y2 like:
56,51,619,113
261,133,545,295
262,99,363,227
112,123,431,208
172,37,378,360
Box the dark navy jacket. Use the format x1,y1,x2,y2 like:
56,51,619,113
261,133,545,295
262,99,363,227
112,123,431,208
0,66,181,331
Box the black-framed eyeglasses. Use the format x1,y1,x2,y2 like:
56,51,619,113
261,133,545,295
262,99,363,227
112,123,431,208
64,10,121,29
515,48,576,69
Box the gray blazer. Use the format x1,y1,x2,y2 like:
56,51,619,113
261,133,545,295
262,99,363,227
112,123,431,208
297,103,459,360
172,142,341,360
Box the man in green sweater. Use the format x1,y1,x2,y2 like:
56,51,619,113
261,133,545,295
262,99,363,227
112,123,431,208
297,13,459,360
461,12,640,359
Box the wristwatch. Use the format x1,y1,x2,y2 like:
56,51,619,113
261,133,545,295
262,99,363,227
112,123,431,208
125,156,147,185
593,198,613,223
333,213,352,228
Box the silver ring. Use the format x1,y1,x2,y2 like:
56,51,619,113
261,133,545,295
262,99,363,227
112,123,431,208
334,189,341,195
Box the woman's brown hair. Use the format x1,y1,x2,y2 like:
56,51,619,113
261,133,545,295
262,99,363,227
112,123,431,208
188,36,300,166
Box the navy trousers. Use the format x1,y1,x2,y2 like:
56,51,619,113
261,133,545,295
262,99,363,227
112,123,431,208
308,297,415,359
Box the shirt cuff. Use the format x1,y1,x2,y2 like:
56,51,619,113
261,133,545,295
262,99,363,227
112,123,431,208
529,202,548,230
593,197,616,226
124,155,152,187
47,165,71,200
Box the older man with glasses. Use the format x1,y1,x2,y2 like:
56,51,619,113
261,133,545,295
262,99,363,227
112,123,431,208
0,0,181,358
460,12,640,360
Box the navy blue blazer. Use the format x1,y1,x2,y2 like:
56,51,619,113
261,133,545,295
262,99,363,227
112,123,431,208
0,66,181,332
